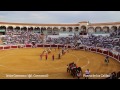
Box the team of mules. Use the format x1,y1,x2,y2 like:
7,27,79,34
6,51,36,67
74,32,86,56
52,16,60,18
67,62,82,79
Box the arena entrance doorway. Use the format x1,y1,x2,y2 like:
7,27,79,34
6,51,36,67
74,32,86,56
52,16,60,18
80,26,87,35
0,26,6,35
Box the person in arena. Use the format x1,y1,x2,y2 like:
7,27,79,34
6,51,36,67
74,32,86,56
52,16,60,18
67,64,69,72
45,54,48,60
77,71,81,79
58,46,60,50
85,69,90,79
104,56,109,65
52,54,54,61
40,54,42,60
55,48,56,51
58,53,61,59
62,48,64,55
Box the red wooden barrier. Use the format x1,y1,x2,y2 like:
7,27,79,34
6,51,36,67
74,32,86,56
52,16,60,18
51,45,57,47
114,54,119,60
11,46,17,48
37,44,43,47
26,44,32,47
44,45,50,47
103,51,108,55
0,46,3,49
4,46,10,49
109,51,113,57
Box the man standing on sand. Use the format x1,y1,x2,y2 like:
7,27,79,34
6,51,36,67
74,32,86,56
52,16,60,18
40,54,42,60
52,54,54,61
85,69,90,79
46,54,48,60
58,46,60,50
104,56,109,65
58,53,61,59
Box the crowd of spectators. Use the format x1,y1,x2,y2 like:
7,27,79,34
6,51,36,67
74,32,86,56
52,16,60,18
1,31,43,45
46,33,120,53
0,30,120,53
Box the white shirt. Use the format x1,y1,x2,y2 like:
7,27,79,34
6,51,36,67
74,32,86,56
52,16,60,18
85,70,90,75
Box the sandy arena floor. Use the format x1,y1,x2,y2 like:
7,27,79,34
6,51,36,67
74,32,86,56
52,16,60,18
0,48,119,79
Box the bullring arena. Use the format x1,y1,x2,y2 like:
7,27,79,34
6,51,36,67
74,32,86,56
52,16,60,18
0,21,120,79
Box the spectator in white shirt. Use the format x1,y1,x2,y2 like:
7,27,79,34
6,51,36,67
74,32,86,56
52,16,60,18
85,69,90,79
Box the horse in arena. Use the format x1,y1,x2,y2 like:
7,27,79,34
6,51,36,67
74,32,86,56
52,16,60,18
67,62,82,78
104,56,109,65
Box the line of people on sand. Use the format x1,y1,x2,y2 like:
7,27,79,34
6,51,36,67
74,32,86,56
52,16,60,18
39,47,70,61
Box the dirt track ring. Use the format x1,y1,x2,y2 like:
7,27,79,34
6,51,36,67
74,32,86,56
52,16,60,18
0,48,119,79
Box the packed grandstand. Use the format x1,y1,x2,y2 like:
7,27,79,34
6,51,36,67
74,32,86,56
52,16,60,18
0,28,120,53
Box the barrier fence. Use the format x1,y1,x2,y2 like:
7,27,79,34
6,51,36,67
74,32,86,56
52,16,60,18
79,46,120,63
